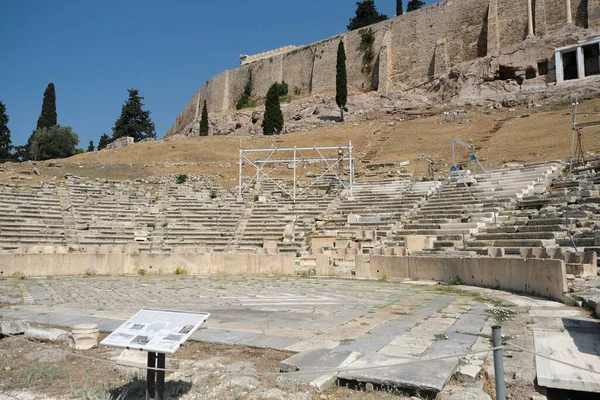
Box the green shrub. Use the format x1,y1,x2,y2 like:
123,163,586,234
564,296,579,307
176,174,188,184
138,268,147,276
254,195,259,202
174,267,187,275
359,28,375,47
236,72,255,110
296,251,301,258
447,275,462,285
30,125,80,160
379,273,388,282
147,223,156,229
210,190,217,199
276,81,289,96
363,49,375,64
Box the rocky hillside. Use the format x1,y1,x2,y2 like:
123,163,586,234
167,28,600,139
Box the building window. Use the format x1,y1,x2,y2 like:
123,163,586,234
537,60,548,76
562,51,578,80
583,43,600,77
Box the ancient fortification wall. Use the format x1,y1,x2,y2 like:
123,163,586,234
167,0,598,137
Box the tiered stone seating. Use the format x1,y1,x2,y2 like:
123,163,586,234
477,165,600,256
0,182,65,251
0,160,583,259
163,184,243,251
395,162,562,254
237,177,344,253
67,180,159,251
319,179,437,246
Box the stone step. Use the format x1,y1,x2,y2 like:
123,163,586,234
476,232,557,240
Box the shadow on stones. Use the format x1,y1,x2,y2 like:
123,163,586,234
336,378,437,400
317,115,341,122
560,317,600,356
109,378,192,399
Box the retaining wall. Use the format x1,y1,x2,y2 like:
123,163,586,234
167,0,595,137
363,255,567,300
0,253,295,277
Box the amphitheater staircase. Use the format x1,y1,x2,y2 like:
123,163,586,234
151,182,169,252
56,183,78,248
467,161,600,257
393,162,563,254
227,199,255,252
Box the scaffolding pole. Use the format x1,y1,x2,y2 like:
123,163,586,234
238,141,355,202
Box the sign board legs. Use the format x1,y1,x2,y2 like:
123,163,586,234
146,352,165,400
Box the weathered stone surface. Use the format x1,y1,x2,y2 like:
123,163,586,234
338,353,458,393
112,349,147,380
280,348,359,373
194,356,230,371
24,327,69,343
437,385,492,400
105,136,134,150
250,389,287,399
24,348,67,363
225,361,257,374
534,322,600,392
250,389,310,400
0,319,30,335
222,375,260,391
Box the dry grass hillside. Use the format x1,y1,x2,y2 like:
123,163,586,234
3,97,600,188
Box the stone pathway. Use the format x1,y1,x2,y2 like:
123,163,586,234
1,276,597,395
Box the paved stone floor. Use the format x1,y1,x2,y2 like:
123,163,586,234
1,275,597,394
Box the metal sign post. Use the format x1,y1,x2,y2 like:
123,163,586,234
101,309,210,400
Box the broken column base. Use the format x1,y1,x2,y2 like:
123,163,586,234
69,323,99,350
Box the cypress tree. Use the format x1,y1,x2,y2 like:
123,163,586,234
24,82,58,160
396,0,403,15
336,40,348,122
347,0,388,31
199,100,209,136
112,89,156,142
406,0,425,12
36,83,58,130
0,101,11,162
87,140,95,152
262,83,284,135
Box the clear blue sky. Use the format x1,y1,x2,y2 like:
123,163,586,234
1,0,435,148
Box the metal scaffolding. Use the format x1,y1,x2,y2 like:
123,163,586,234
238,141,355,203
438,136,488,197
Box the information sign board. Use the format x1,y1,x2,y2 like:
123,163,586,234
101,308,210,354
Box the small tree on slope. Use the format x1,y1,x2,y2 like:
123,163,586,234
98,133,111,150
0,101,11,161
199,101,209,136
347,0,388,31
262,83,284,135
112,89,156,142
406,0,425,12
396,0,404,15
336,40,348,122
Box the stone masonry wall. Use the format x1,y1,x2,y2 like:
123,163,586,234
166,0,597,138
